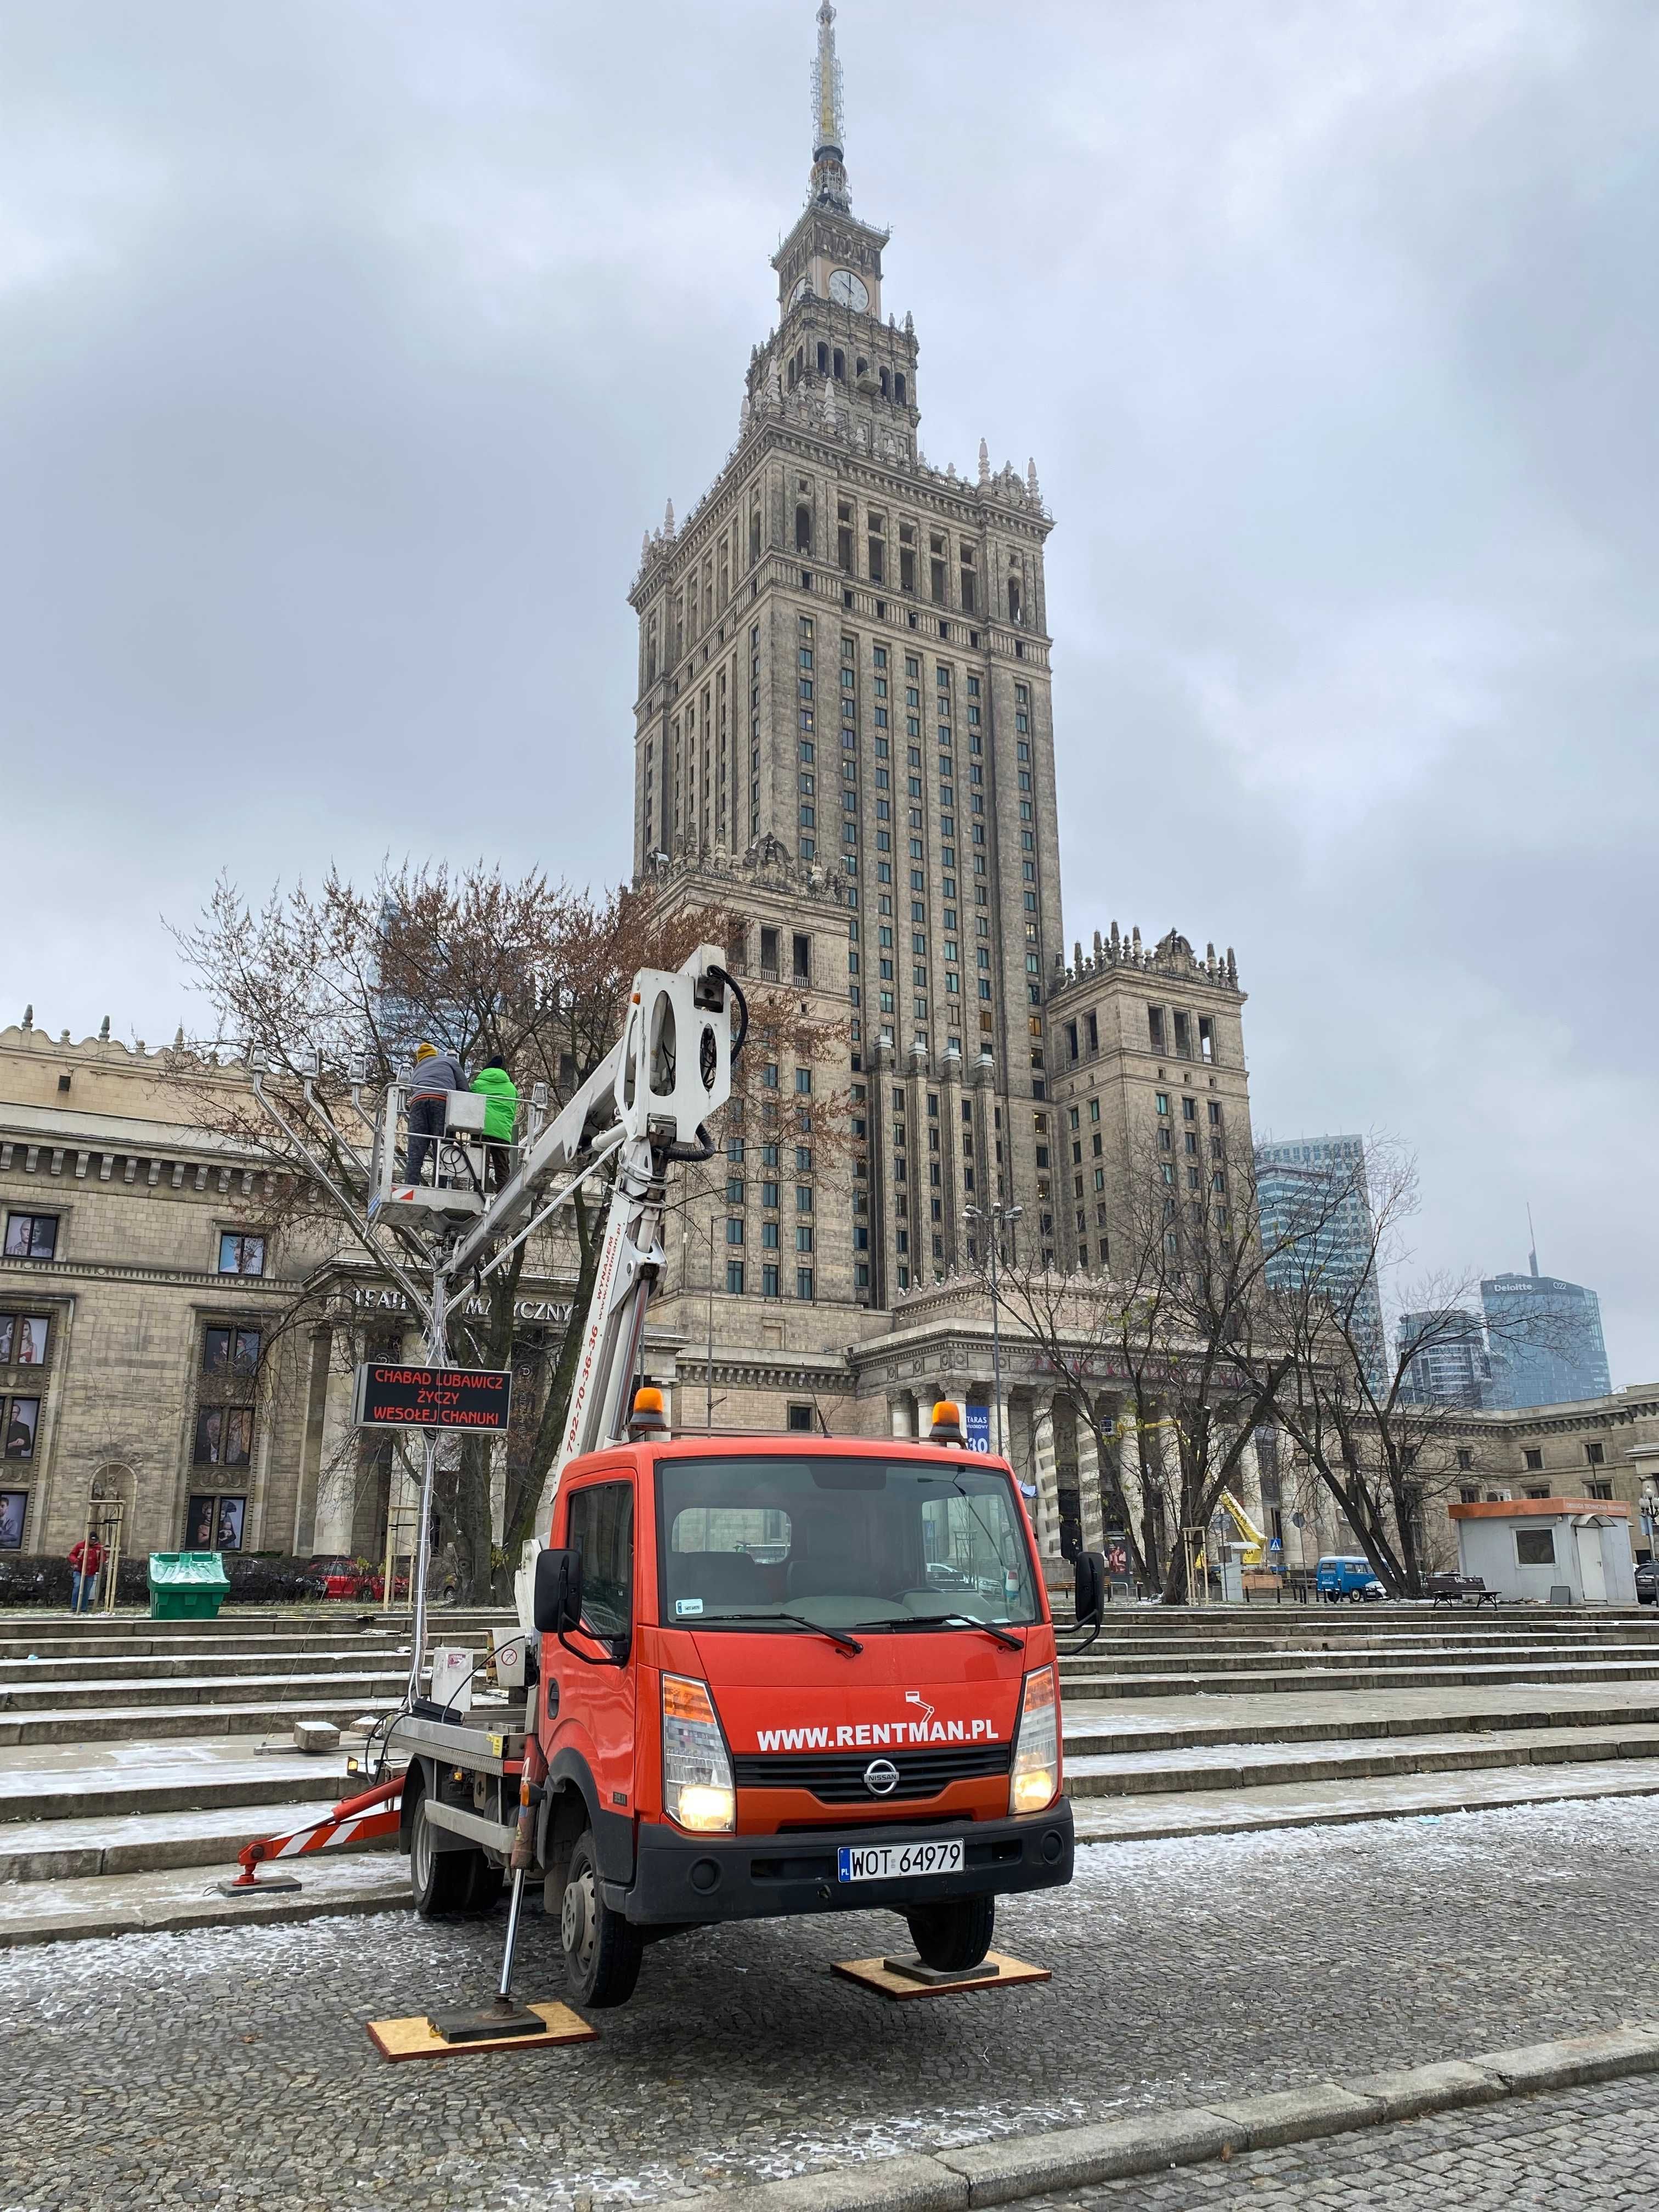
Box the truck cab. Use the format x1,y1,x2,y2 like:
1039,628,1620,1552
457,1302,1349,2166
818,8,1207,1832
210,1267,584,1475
398,1418,1076,2007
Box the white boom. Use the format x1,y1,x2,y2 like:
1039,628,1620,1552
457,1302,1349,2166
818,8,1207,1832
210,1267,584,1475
441,945,738,1632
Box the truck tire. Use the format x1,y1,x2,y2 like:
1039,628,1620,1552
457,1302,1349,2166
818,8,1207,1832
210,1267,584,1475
905,1894,995,1972
409,1779,475,1918
559,1830,643,2008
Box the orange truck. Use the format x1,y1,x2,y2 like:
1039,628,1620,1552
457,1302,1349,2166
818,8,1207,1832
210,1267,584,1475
239,951,1100,2017
391,1406,1087,2008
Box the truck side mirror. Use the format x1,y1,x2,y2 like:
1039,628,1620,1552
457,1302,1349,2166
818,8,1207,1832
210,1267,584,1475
533,1547,583,1636
1074,1550,1107,1627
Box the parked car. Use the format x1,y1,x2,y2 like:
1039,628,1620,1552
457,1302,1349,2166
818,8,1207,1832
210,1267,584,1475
301,1554,376,1601
1316,1554,1386,1603
1635,1560,1659,1606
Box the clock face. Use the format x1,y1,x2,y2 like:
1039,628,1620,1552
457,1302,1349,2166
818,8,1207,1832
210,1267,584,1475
828,267,870,311
792,276,814,304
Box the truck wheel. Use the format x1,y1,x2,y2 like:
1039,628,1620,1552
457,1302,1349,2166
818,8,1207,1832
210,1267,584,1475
905,1894,995,1972
408,1779,475,1918
559,1830,642,2008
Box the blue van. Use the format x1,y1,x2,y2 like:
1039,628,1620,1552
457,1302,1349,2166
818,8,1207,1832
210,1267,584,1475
1316,1554,1386,1603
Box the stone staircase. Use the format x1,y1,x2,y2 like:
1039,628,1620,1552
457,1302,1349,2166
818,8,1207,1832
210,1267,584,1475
5,1602,1659,1944
0,1607,511,1940
0,1609,503,1746
1057,1605,1659,1843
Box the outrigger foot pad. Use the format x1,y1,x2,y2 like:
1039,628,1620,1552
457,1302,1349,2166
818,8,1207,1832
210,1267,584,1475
427,2002,546,2044
217,1875,304,1896
881,1956,1002,1987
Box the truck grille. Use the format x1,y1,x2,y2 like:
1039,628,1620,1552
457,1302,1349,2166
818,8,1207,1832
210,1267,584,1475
731,1744,1012,1804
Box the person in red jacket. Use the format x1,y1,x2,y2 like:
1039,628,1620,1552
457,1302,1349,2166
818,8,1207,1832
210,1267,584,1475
69,1533,105,1615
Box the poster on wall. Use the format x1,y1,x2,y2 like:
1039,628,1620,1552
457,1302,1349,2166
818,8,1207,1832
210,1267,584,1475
3,1399,39,1460
215,1497,246,1551
0,1491,26,1549
13,1317,48,1367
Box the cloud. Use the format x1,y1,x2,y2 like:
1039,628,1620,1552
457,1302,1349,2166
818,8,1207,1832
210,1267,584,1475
2,0,1654,1378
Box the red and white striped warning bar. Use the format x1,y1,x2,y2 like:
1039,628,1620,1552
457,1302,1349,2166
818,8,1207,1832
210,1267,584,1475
228,1776,403,1890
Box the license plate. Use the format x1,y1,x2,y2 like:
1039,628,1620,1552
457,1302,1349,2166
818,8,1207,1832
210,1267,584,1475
837,1838,964,1883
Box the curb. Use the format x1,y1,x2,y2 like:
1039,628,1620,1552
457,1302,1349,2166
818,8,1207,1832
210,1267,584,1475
0,1877,413,1950
698,2022,1659,2212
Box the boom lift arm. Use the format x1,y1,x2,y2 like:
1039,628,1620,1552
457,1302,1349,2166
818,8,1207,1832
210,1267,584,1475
444,947,743,1629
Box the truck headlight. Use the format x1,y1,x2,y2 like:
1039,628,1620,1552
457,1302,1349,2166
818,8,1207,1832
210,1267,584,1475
662,1673,736,1833
1009,1664,1059,1816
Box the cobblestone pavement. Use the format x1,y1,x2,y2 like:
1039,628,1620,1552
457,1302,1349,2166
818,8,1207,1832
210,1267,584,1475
2,1796,1658,2211
1024,2075,1659,2208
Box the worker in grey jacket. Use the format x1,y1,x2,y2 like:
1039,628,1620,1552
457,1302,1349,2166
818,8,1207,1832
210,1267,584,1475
405,1041,464,1187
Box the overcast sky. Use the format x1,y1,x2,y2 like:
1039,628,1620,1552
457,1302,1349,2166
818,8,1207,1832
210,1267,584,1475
4,1,1655,1378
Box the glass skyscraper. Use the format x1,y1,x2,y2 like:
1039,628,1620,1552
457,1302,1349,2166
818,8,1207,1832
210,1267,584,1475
1255,1134,1388,1393
1481,1260,1611,1410
1398,1307,1492,1409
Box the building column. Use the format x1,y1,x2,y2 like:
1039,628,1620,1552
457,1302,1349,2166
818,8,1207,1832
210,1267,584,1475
1029,1397,1062,1566
311,1329,360,1554
890,1392,917,1439
1075,1416,1104,1554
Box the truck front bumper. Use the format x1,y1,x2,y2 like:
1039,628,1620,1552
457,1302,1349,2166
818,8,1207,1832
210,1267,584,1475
617,1802,1074,1927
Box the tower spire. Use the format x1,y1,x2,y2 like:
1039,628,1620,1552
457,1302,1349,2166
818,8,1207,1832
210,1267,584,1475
809,2,850,211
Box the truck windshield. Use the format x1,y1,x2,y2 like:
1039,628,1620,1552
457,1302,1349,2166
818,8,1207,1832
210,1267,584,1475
657,1455,1041,1631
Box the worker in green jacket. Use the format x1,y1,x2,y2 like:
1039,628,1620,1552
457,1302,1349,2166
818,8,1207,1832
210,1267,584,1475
470,1055,517,1190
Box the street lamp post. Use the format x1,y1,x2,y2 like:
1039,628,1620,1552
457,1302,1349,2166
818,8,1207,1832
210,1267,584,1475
964,1200,1022,1458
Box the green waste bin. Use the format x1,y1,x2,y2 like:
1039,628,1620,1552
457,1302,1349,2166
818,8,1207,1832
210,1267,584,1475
148,1550,230,1620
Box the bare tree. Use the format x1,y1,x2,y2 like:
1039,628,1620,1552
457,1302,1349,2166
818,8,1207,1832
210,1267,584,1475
172,861,817,1600
1000,1119,1335,1601
1246,1138,1563,1596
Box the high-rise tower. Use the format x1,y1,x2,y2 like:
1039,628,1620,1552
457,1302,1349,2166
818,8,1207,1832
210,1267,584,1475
631,3,1063,1306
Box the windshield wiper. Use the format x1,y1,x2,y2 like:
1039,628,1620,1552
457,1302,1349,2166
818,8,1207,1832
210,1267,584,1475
701,1611,864,1655
854,1614,1022,1652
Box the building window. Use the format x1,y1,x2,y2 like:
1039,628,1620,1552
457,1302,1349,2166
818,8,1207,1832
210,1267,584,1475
1586,1481,1614,1501
796,1267,815,1299
786,1402,814,1432
725,1260,745,1294
1515,1528,1556,1567
217,1232,266,1277
761,1264,780,1299
193,1406,252,1469
1458,1486,1480,1505
185,1492,246,1550
1456,1448,1473,1471
1523,1448,1544,1472
1585,1441,1606,1466
0,1482,29,1548
203,1327,261,1379
0,1313,51,1368
725,1217,744,1245
2,1396,41,1463
3,1214,58,1261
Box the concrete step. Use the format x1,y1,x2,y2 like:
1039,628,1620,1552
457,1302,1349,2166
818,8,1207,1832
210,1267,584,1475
1061,1629,1659,1659
0,1644,442,1688
1068,1752,1659,1845
0,1795,382,1882
1059,1694,1659,1760
0,1665,411,1718
0,1604,507,1639
1057,1657,1659,1700
0,1747,365,1826
0,1693,405,1749
1063,1722,1659,1799
0,1848,414,1948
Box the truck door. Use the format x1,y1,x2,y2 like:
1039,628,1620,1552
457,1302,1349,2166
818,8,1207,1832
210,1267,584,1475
556,1477,639,1825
